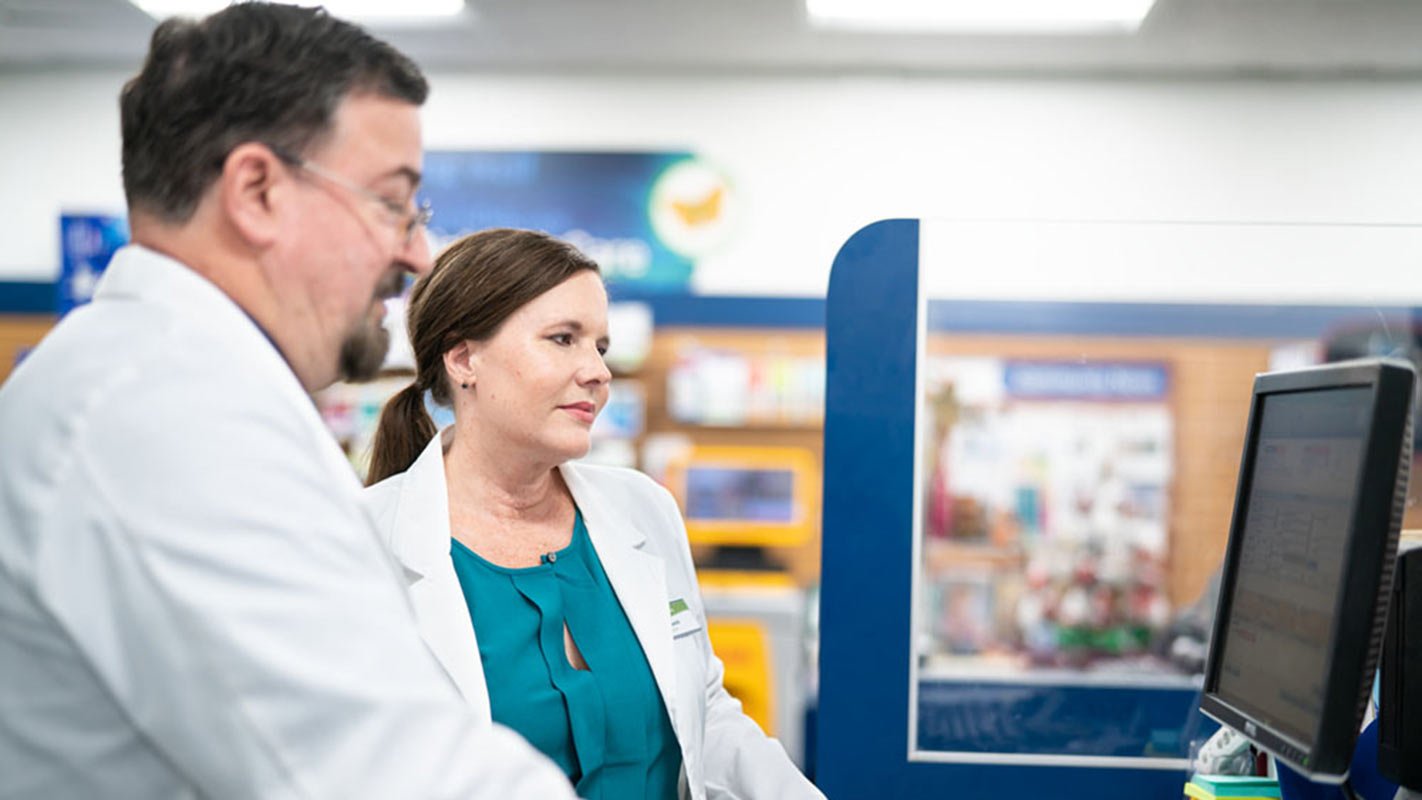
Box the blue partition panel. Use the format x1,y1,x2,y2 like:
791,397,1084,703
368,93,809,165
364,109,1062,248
817,218,1194,799
818,218,923,796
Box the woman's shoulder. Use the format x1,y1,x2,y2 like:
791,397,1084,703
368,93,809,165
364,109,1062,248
563,461,692,564
562,459,664,494
561,460,678,512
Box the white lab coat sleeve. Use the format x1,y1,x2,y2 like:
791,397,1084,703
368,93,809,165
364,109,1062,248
650,488,826,800
31,367,576,799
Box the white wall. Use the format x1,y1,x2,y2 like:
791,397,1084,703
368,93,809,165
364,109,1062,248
6,69,1422,297
1,70,130,282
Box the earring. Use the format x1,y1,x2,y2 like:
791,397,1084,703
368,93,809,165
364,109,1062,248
460,382,469,389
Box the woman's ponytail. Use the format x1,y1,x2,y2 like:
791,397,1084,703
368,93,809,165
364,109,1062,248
365,381,436,486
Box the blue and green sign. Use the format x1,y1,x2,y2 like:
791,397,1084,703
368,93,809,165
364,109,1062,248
421,151,733,293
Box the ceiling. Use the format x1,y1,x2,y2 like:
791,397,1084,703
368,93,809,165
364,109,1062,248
5,0,1422,78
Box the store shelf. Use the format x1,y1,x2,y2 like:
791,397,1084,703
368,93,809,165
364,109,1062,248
923,538,1025,572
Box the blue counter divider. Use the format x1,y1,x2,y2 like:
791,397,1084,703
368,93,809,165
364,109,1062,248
916,680,1216,758
818,218,923,797
817,219,1198,800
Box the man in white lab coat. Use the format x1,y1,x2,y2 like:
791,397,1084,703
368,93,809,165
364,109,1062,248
0,4,575,798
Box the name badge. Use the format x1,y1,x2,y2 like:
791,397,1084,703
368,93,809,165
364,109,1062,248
669,598,703,638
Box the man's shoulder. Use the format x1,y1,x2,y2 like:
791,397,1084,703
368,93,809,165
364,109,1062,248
0,293,318,488
0,300,176,456
0,298,326,560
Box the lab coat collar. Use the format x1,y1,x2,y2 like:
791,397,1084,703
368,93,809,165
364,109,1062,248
93,245,345,487
559,461,648,549
95,245,306,404
392,430,656,578
389,429,455,579
96,244,280,359
388,430,682,756
384,428,491,711
95,244,220,306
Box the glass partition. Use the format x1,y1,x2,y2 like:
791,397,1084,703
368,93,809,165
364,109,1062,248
908,219,1422,768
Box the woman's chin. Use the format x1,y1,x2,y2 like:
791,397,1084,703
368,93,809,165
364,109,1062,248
547,437,593,464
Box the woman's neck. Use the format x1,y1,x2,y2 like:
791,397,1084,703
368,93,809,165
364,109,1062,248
441,426,567,524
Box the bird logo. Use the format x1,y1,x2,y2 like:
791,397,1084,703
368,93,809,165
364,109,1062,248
670,186,724,227
650,160,735,257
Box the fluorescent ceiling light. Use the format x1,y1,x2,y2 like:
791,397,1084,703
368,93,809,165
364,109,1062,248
130,0,466,23
806,0,1158,33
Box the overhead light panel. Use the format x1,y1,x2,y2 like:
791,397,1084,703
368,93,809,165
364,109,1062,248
806,0,1158,33
130,0,466,23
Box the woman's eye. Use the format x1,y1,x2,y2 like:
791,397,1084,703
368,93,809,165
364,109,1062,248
550,333,573,346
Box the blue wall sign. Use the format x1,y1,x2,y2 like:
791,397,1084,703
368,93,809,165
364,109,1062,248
421,151,730,293
59,214,128,316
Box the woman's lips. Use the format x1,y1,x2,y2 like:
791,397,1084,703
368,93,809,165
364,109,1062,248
559,402,596,424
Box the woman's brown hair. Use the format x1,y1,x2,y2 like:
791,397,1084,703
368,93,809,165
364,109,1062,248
365,228,601,485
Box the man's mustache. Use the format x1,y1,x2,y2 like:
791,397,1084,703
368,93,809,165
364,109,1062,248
373,269,405,302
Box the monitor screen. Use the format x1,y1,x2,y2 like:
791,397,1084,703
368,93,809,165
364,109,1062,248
1212,388,1369,744
685,466,797,522
1201,359,1414,782
671,445,819,547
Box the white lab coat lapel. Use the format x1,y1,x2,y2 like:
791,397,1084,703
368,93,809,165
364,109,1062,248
559,464,689,759
387,432,493,722
384,446,699,790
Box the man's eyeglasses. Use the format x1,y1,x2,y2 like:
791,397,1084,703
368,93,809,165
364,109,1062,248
269,145,432,247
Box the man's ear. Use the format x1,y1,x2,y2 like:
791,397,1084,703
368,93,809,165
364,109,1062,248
219,142,288,248
443,340,480,389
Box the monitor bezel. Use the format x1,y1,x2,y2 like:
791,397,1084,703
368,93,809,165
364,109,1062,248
1199,358,1414,783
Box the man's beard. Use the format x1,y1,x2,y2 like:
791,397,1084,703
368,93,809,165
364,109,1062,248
336,314,390,382
337,269,403,383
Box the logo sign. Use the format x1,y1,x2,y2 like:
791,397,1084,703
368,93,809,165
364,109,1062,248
59,214,128,316
1003,360,1169,401
649,159,736,259
421,151,734,293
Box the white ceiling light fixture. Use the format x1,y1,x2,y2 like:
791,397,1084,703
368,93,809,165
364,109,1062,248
806,0,1158,34
129,0,467,24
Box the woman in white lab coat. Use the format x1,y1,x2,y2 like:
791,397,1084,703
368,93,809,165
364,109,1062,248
363,229,823,800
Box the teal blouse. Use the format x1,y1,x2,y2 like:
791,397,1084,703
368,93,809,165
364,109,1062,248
449,509,682,800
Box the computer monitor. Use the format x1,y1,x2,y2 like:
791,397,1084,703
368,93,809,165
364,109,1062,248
1201,358,1415,783
666,445,819,548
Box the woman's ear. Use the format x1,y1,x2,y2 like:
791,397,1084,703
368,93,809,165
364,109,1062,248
443,340,479,390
